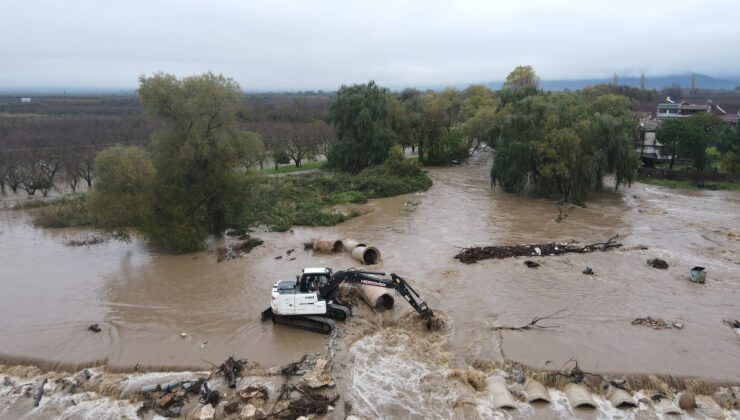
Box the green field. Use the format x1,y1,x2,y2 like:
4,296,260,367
637,176,740,191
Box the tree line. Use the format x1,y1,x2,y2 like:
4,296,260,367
6,66,703,251
328,66,642,203
0,116,153,196
657,113,740,179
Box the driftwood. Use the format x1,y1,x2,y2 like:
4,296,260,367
33,379,47,407
455,234,621,264
281,354,308,376
287,390,339,417
199,382,220,405
216,356,247,388
492,308,569,331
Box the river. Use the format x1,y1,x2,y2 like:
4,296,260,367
1,153,738,418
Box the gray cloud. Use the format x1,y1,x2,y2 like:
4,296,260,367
1,0,738,90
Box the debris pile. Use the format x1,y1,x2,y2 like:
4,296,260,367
65,235,108,247
216,356,247,388
631,317,681,330
648,258,669,269
216,236,264,262
455,234,621,264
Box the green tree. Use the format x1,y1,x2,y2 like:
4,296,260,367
687,113,726,145
88,145,155,239
394,88,424,153
503,65,540,91
717,124,740,173
419,88,467,165
656,119,686,171
271,150,290,170
327,81,397,172
137,72,249,252
678,123,710,174
491,91,638,202
237,131,265,169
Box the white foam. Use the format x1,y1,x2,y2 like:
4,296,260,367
348,330,463,419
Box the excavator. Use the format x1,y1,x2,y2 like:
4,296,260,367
261,267,438,334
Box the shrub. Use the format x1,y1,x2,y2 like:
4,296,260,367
32,194,94,228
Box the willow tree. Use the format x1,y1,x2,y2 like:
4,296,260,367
134,72,249,252
327,81,397,172
70,73,246,250
491,77,638,203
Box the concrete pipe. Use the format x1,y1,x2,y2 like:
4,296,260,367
313,239,343,253
524,379,551,403
351,246,381,265
564,383,596,409
359,284,395,310
342,239,366,253
606,386,637,408
487,376,517,410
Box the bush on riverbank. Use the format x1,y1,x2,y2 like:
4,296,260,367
30,194,95,228
23,156,432,233
241,155,431,231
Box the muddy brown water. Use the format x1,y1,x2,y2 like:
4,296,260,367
1,153,739,418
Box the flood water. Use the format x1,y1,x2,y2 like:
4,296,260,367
1,152,739,418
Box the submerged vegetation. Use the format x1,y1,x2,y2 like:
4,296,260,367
23,194,94,228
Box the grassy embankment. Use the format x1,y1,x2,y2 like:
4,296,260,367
19,159,432,231
637,162,740,191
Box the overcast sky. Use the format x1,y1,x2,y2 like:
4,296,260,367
2,0,738,91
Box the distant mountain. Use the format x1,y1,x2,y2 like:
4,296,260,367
484,73,740,91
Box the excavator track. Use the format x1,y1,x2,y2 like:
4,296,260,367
272,314,336,335
327,303,351,321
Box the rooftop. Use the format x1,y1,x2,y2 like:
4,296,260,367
303,267,330,274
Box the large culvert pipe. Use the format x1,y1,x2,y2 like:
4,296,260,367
313,239,343,253
342,239,365,253
351,246,381,265
359,284,395,310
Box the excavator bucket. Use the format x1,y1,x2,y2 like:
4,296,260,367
426,315,444,331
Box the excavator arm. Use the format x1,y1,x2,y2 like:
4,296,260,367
324,269,435,320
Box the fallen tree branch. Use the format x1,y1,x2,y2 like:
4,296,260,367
455,234,621,264
33,379,47,407
492,308,570,331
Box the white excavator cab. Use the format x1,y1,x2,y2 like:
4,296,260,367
271,267,331,316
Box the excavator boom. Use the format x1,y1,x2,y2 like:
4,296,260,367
324,269,435,320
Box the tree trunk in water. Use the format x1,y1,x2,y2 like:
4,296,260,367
211,210,226,235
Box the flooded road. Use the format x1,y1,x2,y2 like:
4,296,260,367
1,152,739,418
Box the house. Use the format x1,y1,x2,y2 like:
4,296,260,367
636,120,669,163
20,97,31,103
656,98,729,121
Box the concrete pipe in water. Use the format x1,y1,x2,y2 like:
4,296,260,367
342,239,366,253
313,239,344,253
359,284,395,310
351,246,381,265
